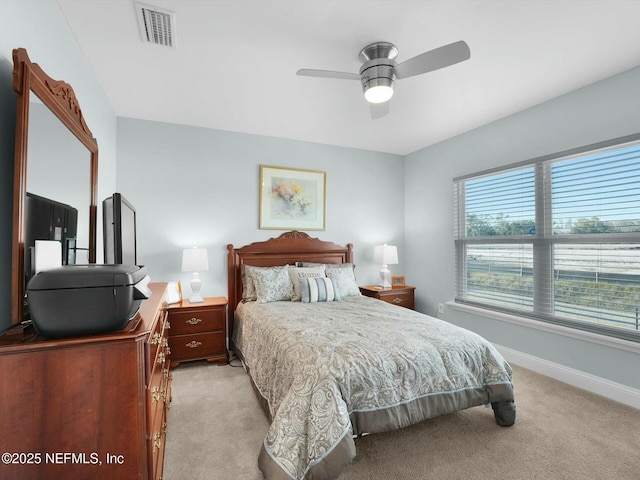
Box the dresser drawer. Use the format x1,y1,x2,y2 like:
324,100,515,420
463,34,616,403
145,308,169,383
169,331,226,361
168,306,225,335
147,360,170,480
148,406,167,480
377,291,414,309
147,363,170,426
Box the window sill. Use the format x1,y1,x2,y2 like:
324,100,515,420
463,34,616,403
447,301,640,354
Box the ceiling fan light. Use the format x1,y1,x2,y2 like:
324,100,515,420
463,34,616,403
364,85,394,104
363,76,395,104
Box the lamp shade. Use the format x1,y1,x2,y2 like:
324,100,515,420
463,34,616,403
373,244,398,265
181,247,209,272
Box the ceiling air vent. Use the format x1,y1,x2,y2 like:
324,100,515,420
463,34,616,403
135,2,176,48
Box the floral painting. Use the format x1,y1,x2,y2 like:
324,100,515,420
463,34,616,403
260,165,326,230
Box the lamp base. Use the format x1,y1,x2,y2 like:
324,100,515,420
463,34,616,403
188,294,204,304
378,265,392,289
188,273,204,304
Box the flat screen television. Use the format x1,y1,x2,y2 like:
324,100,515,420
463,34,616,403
103,193,137,265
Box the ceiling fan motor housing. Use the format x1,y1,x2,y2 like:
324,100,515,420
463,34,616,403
359,42,398,103
360,61,396,98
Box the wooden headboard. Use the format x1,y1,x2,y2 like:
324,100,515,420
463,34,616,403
227,231,353,337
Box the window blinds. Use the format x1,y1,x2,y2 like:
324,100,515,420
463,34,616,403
454,136,640,341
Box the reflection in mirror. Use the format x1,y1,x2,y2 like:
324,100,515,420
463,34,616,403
10,48,98,329
26,97,91,280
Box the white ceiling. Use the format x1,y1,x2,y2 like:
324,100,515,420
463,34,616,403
57,0,640,156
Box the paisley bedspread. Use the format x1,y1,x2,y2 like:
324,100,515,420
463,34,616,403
233,296,515,480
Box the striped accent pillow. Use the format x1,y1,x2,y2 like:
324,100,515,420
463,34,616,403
299,277,341,303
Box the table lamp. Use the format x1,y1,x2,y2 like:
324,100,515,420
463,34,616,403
373,244,398,288
181,246,208,303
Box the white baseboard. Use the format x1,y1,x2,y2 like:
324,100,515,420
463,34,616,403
495,344,640,410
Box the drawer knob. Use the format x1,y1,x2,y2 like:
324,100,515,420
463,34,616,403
392,298,402,304
186,340,202,349
151,386,158,402
151,386,161,403
153,432,162,452
186,317,202,325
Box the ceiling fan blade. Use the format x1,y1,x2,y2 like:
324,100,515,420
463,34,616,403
394,40,470,80
296,68,361,81
370,102,389,120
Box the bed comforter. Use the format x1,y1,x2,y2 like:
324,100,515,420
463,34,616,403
234,296,515,480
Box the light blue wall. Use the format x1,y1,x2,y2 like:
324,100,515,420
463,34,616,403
404,66,640,389
116,117,405,298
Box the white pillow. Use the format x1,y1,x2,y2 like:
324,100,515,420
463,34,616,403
288,265,326,301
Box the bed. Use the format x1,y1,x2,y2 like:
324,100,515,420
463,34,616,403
227,231,515,480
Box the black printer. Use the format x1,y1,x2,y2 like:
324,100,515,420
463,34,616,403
26,264,151,338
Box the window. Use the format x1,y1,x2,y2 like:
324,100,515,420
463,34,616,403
454,135,640,342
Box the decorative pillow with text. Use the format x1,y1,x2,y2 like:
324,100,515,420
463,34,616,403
288,265,326,301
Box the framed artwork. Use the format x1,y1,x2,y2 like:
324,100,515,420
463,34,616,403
392,275,406,287
259,165,326,230
167,281,182,304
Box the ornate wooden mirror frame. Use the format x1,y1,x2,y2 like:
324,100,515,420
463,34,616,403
11,48,98,327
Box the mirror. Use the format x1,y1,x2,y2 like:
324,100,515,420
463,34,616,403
27,98,92,263
10,48,98,327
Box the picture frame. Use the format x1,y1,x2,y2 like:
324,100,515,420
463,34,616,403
259,165,326,230
391,275,405,287
167,281,182,304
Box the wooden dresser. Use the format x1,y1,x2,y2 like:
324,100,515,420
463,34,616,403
167,296,228,367
0,282,171,480
359,285,416,310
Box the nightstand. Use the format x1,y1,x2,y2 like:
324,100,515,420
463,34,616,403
359,285,415,310
166,297,228,367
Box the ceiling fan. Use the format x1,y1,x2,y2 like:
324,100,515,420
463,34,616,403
297,40,470,119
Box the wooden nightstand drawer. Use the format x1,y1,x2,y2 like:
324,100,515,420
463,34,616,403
359,285,416,310
166,297,228,367
168,307,225,335
377,290,414,309
169,332,225,361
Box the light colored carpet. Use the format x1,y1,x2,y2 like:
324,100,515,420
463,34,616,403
163,361,640,480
